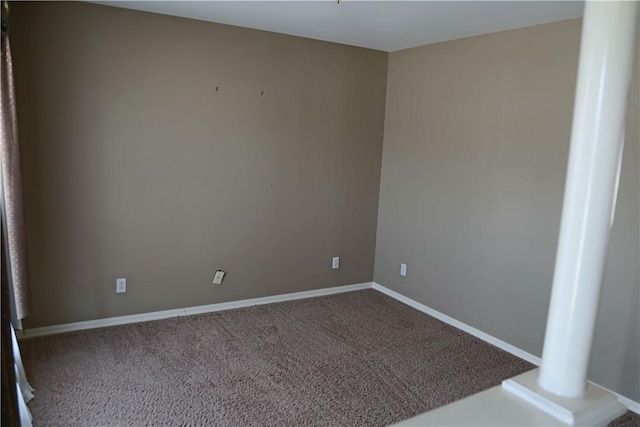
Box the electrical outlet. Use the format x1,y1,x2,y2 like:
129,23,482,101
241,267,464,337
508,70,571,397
400,263,407,277
332,256,340,269
116,278,126,293
212,270,225,285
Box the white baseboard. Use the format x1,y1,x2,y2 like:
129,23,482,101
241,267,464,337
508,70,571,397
598,383,640,415
18,282,373,339
372,282,640,415
371,282,542,366
19,279,639,414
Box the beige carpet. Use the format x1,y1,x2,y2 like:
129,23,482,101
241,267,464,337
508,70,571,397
19,289,638,426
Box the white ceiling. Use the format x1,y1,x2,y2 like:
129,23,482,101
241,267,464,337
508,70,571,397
93,1,584,52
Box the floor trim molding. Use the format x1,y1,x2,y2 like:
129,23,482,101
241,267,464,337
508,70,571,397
372,282,541,366
19,280,639,414
371,282,640,415
18,282,373,339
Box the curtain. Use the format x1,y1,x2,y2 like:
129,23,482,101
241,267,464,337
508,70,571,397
2,4,35,426
1,13,31,323
11,325,33,427
2,220,19,426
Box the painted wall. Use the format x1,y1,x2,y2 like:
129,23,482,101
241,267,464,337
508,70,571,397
374,19,639,401
11,2,639,403
10,2,387,328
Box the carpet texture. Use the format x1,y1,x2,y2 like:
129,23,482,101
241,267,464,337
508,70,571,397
19,290,637,426
609,412,640,427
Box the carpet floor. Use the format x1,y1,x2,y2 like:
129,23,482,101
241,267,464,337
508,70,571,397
19,289,638,426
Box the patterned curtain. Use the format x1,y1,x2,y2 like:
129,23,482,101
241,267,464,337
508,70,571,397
1,7,31,322
2,4,35,425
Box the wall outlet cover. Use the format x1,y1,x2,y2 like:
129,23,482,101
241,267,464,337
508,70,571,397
400,263,407,276
116,278,126,293
213,270,226,285
332,257,340,269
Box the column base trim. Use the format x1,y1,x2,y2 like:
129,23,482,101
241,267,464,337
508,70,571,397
502,369,626,426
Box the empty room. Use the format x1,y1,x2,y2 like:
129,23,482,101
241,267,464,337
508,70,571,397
1,1,638,426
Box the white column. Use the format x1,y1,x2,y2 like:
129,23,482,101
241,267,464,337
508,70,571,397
538,0,638,398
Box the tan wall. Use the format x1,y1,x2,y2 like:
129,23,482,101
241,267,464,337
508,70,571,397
12,2,639,403
374,19,639,401
11,2,387,328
